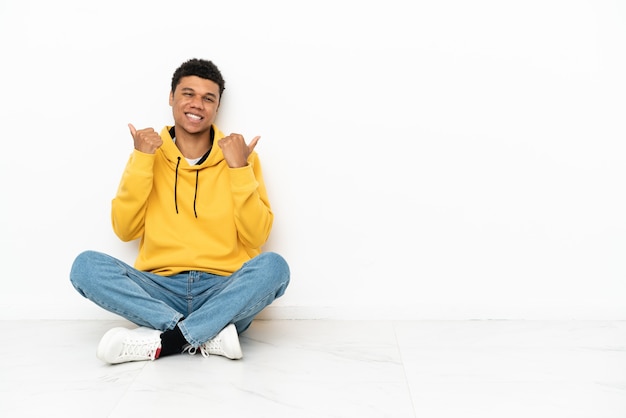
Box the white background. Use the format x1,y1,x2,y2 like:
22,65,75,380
0,0,624,320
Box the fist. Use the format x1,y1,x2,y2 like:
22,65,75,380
128,123,163,154
218,133,260,168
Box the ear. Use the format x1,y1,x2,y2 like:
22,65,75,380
169,91,174,106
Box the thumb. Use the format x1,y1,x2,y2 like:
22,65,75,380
128,123,137,139
248,136,261,153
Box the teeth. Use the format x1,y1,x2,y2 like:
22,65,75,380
186,113,202,120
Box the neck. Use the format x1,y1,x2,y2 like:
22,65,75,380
174,127,213,159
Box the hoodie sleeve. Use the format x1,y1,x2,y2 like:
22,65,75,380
229,152,274,250
111,150,156,242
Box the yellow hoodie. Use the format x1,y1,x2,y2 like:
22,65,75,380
111,125,273,276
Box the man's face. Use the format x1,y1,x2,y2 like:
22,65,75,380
169,75,220,136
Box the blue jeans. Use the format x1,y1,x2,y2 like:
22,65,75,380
69,250,290,347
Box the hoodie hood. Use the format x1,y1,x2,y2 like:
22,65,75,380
159,125,226,169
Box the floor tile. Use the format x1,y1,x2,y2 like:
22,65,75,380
0,319,624,417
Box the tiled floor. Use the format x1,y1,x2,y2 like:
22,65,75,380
1,319,625,417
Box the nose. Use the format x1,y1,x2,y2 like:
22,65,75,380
190,95,204,109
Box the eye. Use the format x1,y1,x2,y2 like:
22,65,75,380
203,96,215,102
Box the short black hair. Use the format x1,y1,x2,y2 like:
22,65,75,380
171,58,225,98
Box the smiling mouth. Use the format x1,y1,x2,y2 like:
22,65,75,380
186,113,203,121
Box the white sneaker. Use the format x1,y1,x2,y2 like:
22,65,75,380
96,327,162,364
185,324,243,360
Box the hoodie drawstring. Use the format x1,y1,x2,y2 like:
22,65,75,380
174,157,180,214
170,125,212,218
193,171,199,218
174,156,199,218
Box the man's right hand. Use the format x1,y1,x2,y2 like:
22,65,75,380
128,123,163,154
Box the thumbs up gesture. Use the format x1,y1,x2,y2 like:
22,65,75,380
128,123,163,154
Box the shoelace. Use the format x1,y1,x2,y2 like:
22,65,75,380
182,344,210,358
120,338,160,360
182,334,225,358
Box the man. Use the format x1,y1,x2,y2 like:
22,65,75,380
70,58,290,364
